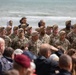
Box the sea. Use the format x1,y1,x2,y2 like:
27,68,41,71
0,0,76,29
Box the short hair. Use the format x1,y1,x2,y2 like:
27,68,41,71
39,44,51,56
3,47,14,58
59,54,72,68
67,49,76,56
13,61,23,70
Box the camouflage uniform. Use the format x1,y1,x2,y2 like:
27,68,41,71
12,36,28,49
25,26,32,39
46,26,53,36
0,27,11,47
11,28,28,49
55,39,70,51
39,26,50,44
49,24,59,46
49,33,59,46
67,31,76,43
0,35,11,47
39,34,50,44
71,38,76,49
28,39,42,55
9,33,18,40
60,20,72,35
9,26,18,40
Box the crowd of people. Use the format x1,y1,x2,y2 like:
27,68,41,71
0,17,76,75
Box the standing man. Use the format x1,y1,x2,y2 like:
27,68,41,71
0,38,12,74
28,31,42,55
60,20,72,36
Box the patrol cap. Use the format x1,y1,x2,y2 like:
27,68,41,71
21,24,27,28
26,26,32,31
59,31,66,36
31,31,39,36
13,26,18,31
65,20,71,25
6,26,12,31
35,28,40,32
73,24,76,29
46,26,53,30
0,27,5,32
53,24,58,30
18,28,24,33
14,54,30,68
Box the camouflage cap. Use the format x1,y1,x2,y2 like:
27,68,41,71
59,31,66,36
31,31,39,36
65,20,71,25
21,24,27,28
26,26,32,31
18,28,24,33
73,24,76,29
6,26,12,31
53,24,58,30
46,26,53,30
0,27,5,32
13,26,18,31
35,28,40,32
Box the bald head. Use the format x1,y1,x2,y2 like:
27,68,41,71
59,54,72,71
0,38,5,54
39,44,51,58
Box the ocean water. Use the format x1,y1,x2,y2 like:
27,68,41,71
0,0,76,29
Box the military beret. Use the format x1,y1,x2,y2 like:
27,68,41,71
65,20,71,25
59,31,66,36
26,26,32,31
73,24,76,28
0,27,5,32
53,25,58,30
13,26,18,31
14,54,30,68
31,31,39,36
46,26,53,30
6,26,12,31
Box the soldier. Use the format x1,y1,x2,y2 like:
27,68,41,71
46,26,53,36
71,38,76,49
49,25,59,46
39,26,50,44
9,26,18,40
25,26,32,39
60,20,72,36
21,24,27,33
7,20,13,27
38,20,45,28
67,24,76,43
12,28,28,49
0,27,11,47
28,31,42,55
18,17,29,28
55,31,70,51
6,26,12,36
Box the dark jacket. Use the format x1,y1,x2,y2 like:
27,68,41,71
56,69,72,75
0,56,13,75
35,55,59,75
